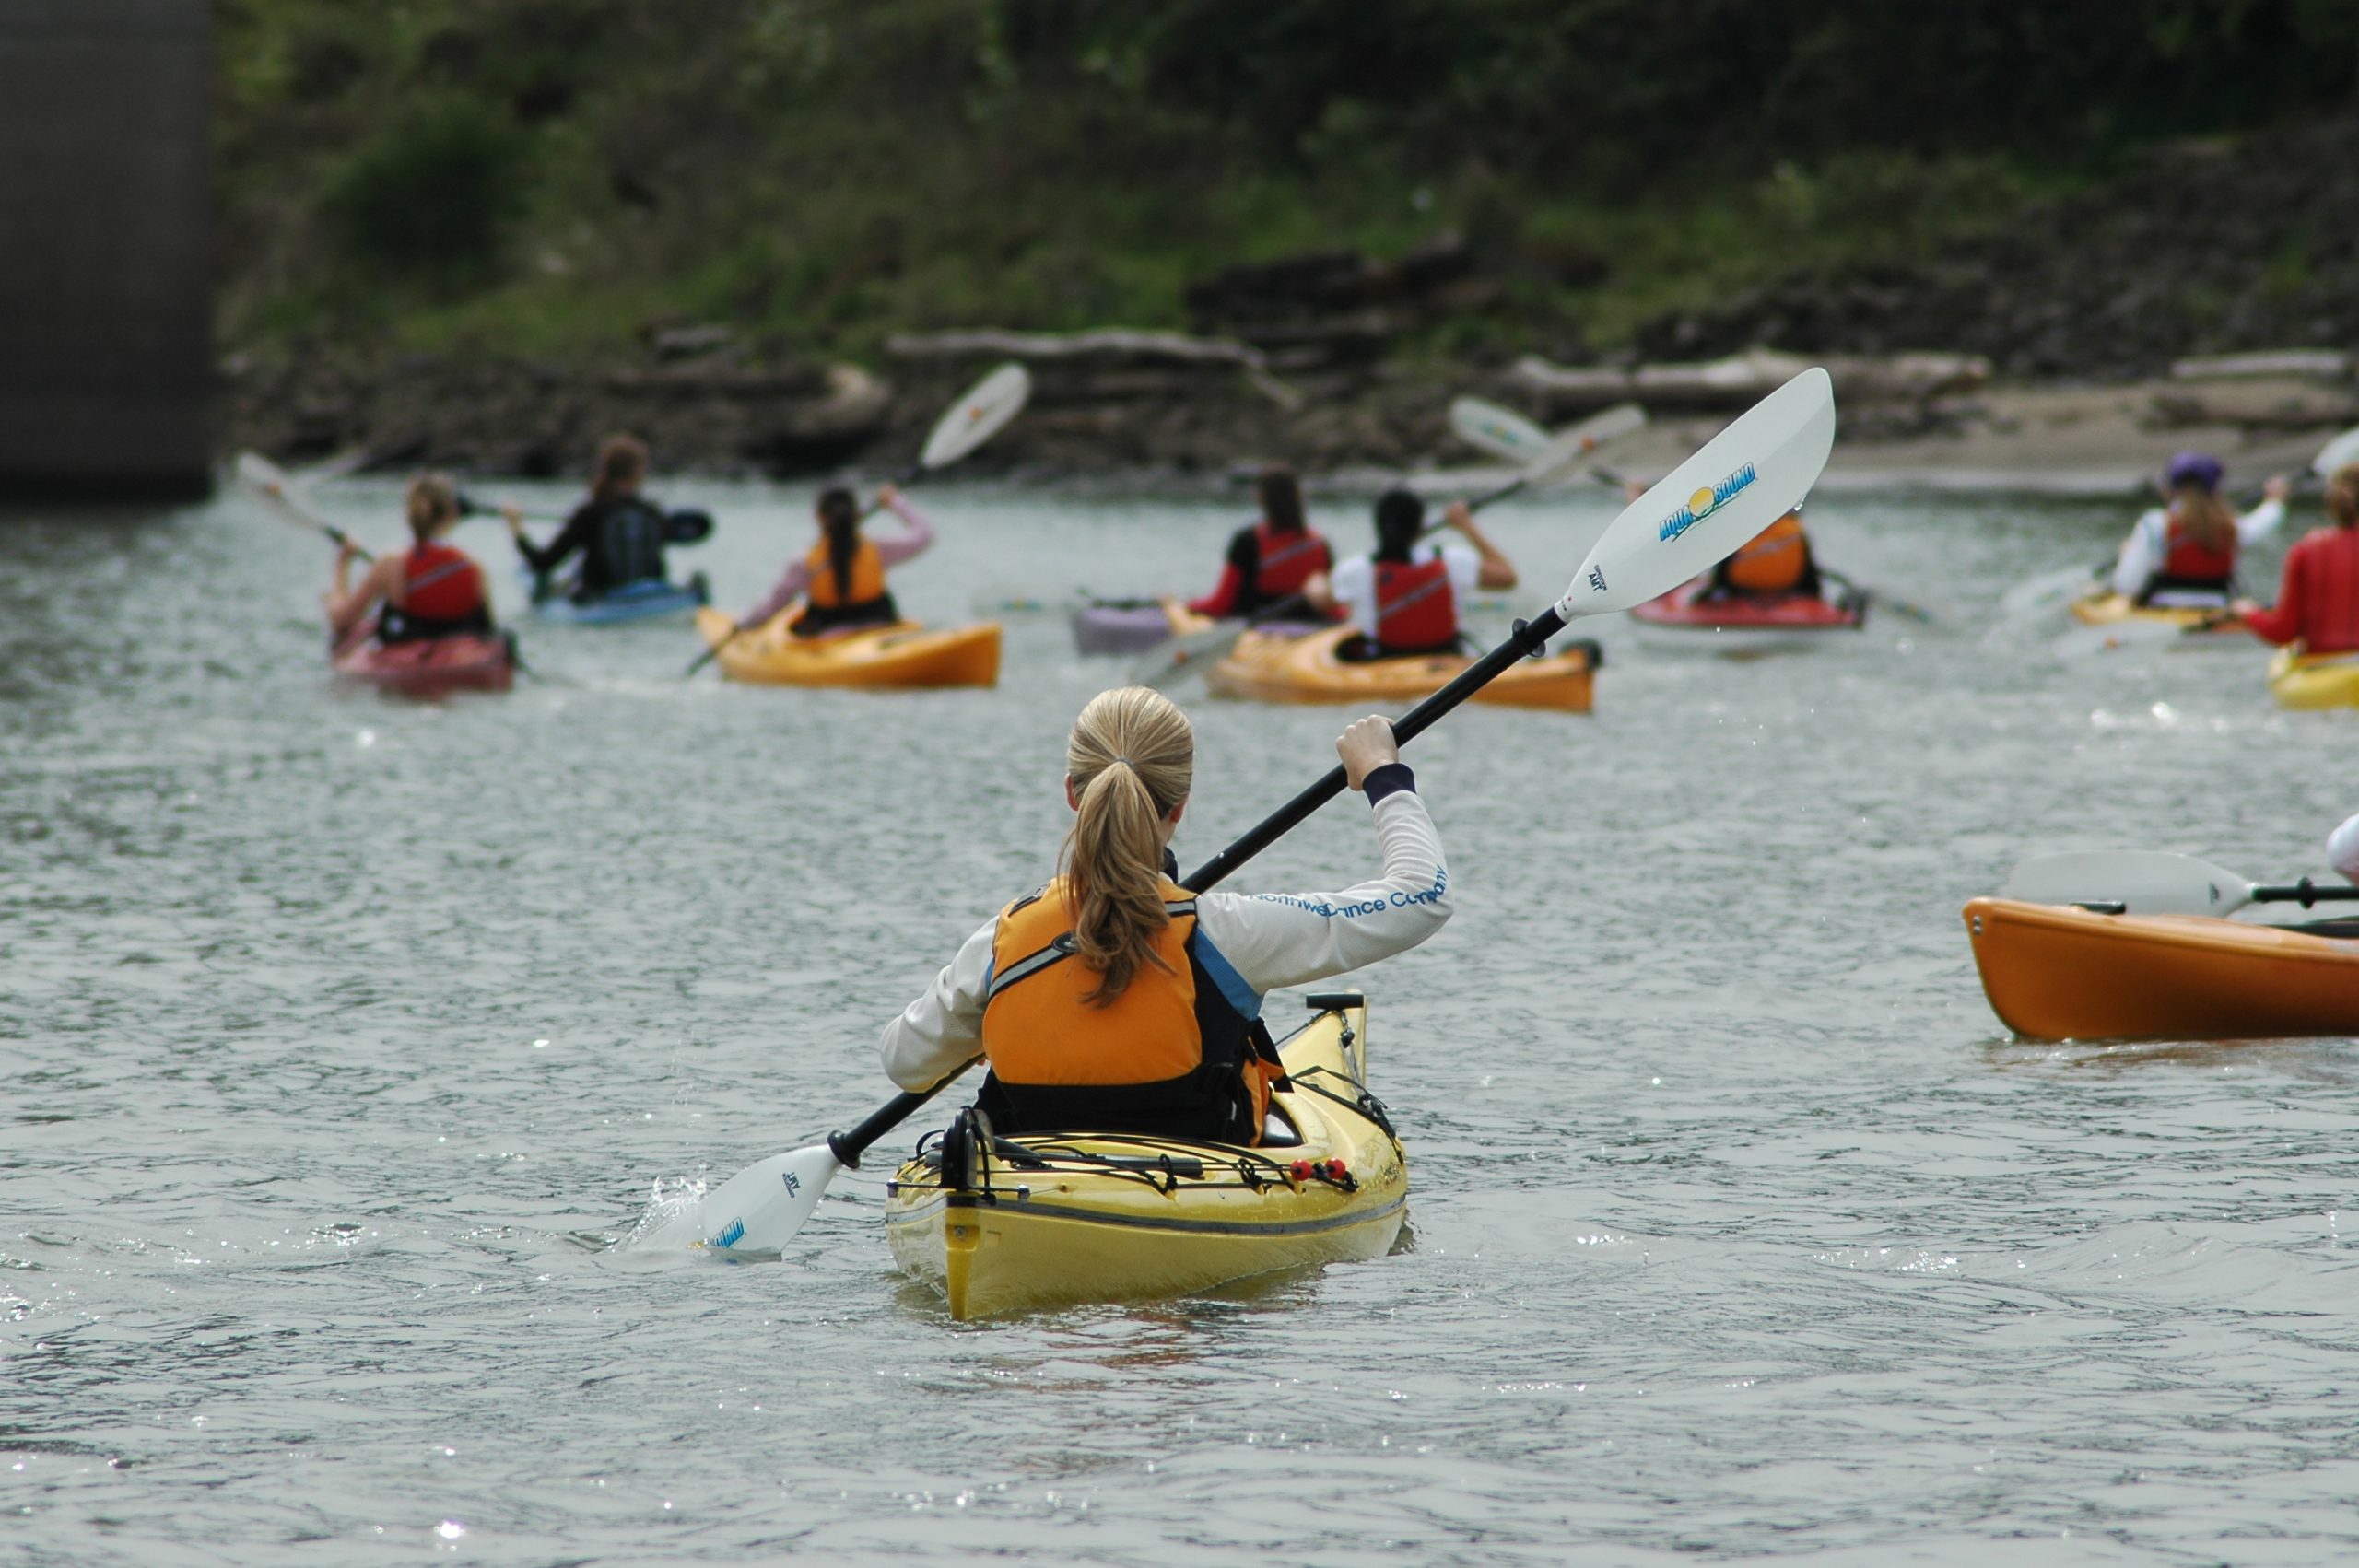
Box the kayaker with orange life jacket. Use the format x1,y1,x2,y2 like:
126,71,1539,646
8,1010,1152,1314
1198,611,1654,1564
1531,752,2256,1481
734,483,935,638
2234,460,2359,655
323,474,498,645
1304,488,1517,659
509,433,681,603
2109,451,2288,608
1187,464,1337,620
1708,509,1819,598
880,687,1451,1144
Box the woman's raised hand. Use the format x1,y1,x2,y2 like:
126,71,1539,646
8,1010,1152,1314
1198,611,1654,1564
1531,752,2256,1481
1335,715,1401,791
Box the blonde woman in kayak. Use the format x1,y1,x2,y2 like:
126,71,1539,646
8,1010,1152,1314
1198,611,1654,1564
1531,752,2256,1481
323,474,498,644
880,687,1451,1144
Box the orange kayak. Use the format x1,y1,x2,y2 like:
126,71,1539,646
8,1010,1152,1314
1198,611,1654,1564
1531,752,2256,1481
695,607,1000,689
1963,895,2359,1041
1206,626,1596,712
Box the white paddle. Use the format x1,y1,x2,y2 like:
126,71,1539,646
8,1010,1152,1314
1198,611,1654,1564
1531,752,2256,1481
235,451,373,560
2313,425,2359,479
692,366,1838,1258
2048,608,2245,659
2003,849,2359,918
685,362,1031,675
1449,397,1646,474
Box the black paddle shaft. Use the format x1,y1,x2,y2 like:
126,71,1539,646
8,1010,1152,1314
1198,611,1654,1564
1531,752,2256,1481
2257,879,2359,907
822,603,1570,1170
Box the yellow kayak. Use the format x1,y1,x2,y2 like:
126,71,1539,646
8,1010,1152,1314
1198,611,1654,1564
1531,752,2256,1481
2068,591,2248,642
1207,625,1596,712
695,606,1000,689
885,994,1406,1319
2268,645,2359,709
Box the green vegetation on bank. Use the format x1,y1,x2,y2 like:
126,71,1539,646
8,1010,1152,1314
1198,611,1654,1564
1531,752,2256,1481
217,0,2359,366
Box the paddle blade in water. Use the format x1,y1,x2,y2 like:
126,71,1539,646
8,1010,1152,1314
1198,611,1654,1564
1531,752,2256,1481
1449,396,1553,463
2001,850,2257,917
921,363,1031,469
696,1142,844,1254
1555,368,1836,619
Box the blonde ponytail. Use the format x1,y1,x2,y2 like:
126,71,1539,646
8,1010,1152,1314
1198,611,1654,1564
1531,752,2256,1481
405,473,459,541
1060,686,1194,1004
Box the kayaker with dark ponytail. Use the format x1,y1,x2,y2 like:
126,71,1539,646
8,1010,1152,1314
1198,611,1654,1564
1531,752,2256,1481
735,482,935,638
1187,463,1338,620
2110,450,2288,608
323,474,497,644
1306,487,1516,659
2235,459,2359,655
881,686,1454,1144
509,432,684,604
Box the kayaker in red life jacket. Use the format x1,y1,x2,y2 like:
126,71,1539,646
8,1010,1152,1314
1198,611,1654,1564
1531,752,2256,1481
2234,460,2359,655
508,433,681,603
732,483,936,638
1303,488,1517,659
1186,464,1339,621
323,474,498,645
879,687,1452,1145
2110,450,2288,608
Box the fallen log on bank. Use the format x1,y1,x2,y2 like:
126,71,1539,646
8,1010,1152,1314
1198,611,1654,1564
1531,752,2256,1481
1507,347,1990,414
885,328,1302,408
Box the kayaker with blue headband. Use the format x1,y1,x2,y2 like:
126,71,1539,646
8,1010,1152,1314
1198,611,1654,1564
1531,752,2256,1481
880,685,1451,1145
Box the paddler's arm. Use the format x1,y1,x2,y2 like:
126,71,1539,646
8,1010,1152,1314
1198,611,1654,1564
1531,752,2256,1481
323,546,397,638
1446,501,1518,590
512,502,590,575
2237,476,2291,544
2108,509,2166,598
1191,717,1453,992
879,919,995,1091
738,557,812,630
869,484,936,566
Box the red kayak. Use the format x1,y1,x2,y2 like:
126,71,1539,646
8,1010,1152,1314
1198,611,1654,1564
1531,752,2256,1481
1627,579,1866,654
330,626,515,696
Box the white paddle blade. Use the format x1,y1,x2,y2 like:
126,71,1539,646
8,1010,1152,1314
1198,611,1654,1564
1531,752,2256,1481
1999,565,2100,620
2313,424,2359,479
1555,368,1836,619
1561,401,1646,453
233,450,293,497
2002,850,2257,917
921,362,1031,469
696,1143,845,1254
1132,622,1243,691
1449,396,1553,462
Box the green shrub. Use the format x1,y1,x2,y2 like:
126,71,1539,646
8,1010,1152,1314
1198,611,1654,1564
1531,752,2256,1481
322,97,530,289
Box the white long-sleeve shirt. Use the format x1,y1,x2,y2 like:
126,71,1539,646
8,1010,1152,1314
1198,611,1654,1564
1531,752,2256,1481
2330,813,2359,883
879,784,1451,1092
2108,498,2285,603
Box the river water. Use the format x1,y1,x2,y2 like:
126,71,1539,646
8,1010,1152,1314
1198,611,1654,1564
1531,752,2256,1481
5,473,2357,1565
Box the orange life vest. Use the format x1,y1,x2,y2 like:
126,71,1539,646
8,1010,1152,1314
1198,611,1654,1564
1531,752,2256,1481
1374,555,1459,652
1723,513,1809,594
979,875,1281,1143
804,537,887,608
1250,523,1332,599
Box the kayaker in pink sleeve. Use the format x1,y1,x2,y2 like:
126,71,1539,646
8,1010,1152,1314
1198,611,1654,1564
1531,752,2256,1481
737,484,936,632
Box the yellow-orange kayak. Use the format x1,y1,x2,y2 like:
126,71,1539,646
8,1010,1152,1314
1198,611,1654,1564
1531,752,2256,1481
885,994,1405,1319
2068,591,2247,641
2268,645,2359,710
1206,625,1596,712
1963,895,2359,1041
695,606,1000,689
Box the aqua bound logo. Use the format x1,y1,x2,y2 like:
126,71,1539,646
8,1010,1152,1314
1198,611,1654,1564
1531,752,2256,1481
1659,462,1758,543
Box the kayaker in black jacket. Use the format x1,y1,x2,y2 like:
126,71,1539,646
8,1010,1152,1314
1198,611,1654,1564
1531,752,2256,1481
509,433,675,603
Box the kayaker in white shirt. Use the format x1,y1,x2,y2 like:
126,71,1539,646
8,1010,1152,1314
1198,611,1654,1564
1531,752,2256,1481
1304,488,1517,659
2330,813,2359,883
880,687,1451,1142
2108,451,2288,607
